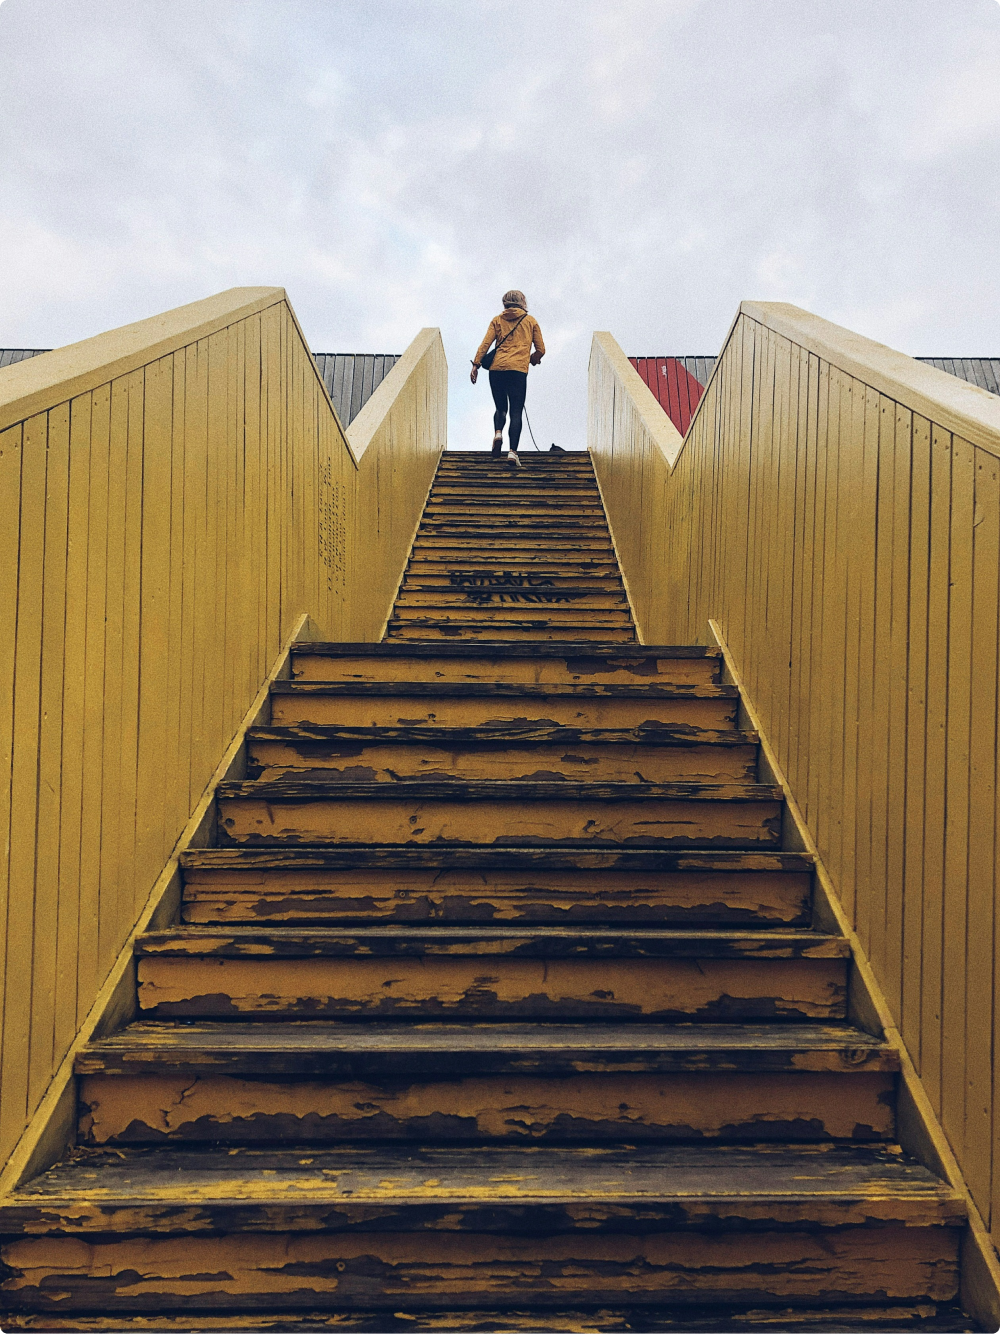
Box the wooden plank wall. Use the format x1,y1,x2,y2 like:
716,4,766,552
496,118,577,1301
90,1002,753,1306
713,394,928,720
0,289,445,1168
346,328,447,640
590,313,1000,1255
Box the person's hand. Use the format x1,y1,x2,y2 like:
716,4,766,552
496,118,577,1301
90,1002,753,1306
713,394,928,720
470,364,479,383
529,351,543,366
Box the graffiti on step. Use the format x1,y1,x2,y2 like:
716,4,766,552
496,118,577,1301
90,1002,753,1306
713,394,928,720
448,571,589,605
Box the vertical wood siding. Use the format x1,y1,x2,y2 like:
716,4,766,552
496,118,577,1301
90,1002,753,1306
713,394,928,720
590,312,1000,1251
0,289,445,1168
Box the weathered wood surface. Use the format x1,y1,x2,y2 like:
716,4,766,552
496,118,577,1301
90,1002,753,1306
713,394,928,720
245,722,758,784
132,926,848,959
0,1143,959,1234
0,1302,980,1331
78,1068,892,1145
0,1227,959,1312
1,435,974,1328
216,784,784,850
76,1020,897,1077
386,622,638,643
134,952,845,1020
178,848,813,927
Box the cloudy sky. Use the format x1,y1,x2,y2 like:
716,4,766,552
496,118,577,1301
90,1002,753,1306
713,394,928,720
1,0,999,448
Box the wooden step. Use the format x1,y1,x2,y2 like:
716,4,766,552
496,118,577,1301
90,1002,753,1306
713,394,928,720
0,1306,978,1332
267,682,739,730
391,602,631,621
418,521,613,535
411,537,616,551
0,1147,965,1312
245,723,758,783
421,509,609,523
387,621,637,642
135,926,848,960
428,489,603,502
216,778,783,850
394,590,628,610
178,847,814,928
133,946,842,1022
401,570,626,589
425,494,606,507
407,552,620,566
76,1019,890,1136
0,1142,953,1233
289,644,720,685
76,1020,895,1078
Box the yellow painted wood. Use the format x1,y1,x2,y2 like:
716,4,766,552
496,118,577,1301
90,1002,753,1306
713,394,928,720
0,291,445,1171
590,309,1000,1280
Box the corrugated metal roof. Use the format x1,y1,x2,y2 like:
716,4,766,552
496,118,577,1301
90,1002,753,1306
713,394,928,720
917,358,1000,396
312,353,400,427
0,349,51,368
631,355,1000,435
0,348,400,429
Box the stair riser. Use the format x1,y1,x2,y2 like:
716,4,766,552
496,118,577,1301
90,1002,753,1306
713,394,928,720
80,1070,887,1146
135,956,844,1020
425,498,606,509
387,624,637,642
391,606,632,624
394,592,628,610
402,573,625,589
8,1226,955,1313
269,697,737,729
290,655,719,686
411,545,617,558
179,867,812,927
217,794,782,850
413,533,615,545
407,554,619,566
247,741,758,784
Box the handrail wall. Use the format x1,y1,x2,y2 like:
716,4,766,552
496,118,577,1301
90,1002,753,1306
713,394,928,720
590,308,1000,1272
0,289,445,1168
346,327,447,639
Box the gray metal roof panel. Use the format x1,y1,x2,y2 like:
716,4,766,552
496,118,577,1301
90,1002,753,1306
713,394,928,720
0,348,401,430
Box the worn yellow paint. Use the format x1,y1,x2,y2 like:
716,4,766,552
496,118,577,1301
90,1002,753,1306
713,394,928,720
248,737,756,783
589,308,1000,1312
217,792,781,849
0,289,445,1170
291,653,720,686
1,1228,959,1304
268,692,735,730
78,1070,893,1146
134,955,845,1019
179,862,812,926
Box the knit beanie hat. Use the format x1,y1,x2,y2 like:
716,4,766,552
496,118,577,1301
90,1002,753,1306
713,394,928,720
502,290,527,309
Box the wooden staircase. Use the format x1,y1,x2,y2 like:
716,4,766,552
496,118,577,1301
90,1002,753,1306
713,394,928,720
0,452,976,1331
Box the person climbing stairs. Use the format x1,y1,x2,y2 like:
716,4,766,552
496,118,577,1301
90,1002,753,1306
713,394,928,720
0,451,974,1331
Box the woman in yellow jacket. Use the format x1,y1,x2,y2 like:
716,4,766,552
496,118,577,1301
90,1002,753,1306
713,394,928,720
471,290,545,467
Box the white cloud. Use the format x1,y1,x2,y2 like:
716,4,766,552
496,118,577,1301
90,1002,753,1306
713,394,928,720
1,0,999,446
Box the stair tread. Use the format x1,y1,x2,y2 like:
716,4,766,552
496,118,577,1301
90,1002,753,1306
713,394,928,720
76,1020,895,1075
179,847,812,870
293,640,714,656
0,1144,958,1231
219,777,779,800
291,643,716,657
272,681,736,697
134,926,848,958
0,1307,977,1332
247,723,755,746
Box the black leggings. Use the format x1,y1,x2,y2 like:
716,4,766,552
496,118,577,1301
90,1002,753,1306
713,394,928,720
489,370,527,450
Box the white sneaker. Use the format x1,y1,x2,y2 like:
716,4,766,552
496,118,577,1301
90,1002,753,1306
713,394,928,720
506,451,521,467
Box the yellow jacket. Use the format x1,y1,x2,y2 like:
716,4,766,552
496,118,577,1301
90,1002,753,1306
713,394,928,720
474,307,545,374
